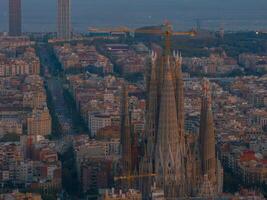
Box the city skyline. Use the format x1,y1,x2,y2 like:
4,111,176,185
0,0,267,32
0,1,266,200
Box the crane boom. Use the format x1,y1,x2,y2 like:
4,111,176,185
114,173,156,181
134,23,196,54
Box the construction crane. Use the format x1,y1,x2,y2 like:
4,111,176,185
134,22,196,54
113,173,156,192
114,173,157,182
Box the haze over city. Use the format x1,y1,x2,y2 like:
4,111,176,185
1,0,267,31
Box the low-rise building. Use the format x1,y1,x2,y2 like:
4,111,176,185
0,136,62,192
102,188,142,200
88,112,112,137
54,43,113,74
0,191,42,200
0,117,23,136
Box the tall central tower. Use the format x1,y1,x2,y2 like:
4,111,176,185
140,49,187,198
155,57,186,198
57,0,71,40
140,43,223,198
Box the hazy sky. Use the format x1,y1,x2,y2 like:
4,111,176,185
0,0,267,32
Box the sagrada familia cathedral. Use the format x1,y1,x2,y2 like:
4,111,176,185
120,46,224,199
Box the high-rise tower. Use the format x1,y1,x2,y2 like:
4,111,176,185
9,0,22,36
57,0,71,40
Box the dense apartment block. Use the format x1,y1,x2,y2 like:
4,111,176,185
0,136,62,192
104,43,148,75
54,43,113,74
0,191,42,200
183,51,240,75
0,47,40,77
73,135,120,193
0,75,51,137
66,73,145,138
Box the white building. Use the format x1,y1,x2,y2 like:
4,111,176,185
150,183,166,200
88,112,111,137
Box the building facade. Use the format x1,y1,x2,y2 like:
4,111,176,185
27,108,52,136
0,117,23,136
88,113,112,137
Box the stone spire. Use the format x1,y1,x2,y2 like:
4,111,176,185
155,57,185,198
139,51,158,198
199,79,217,186
174,51,190,194
120,83,132,176
146,51,159,160
173,51,186,152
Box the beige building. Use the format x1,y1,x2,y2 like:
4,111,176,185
238,161,267,185
23,91,46,109
0,117,23,136
27,108,51,136
0,192,42,200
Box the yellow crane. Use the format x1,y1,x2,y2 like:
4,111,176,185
114,173,157,182
113,173,156,191
134,22,196,54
